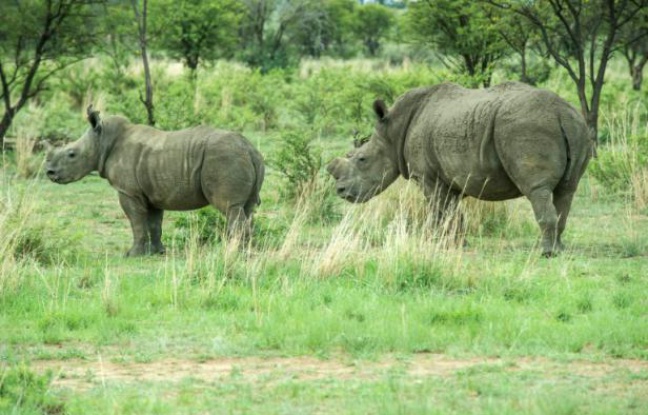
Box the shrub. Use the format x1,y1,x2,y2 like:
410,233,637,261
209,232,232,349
272,129,323,200
169,208,228,249
0,185,69,274
589,133,648,194
0,364,65,415
169,207,291,250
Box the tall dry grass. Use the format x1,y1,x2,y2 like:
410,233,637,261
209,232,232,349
306,179,476,283
12,104,45,178
631,168,648,212
0,179,38,293
591,98,648,212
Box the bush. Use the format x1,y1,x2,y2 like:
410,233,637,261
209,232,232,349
272,129,323,200
589,133,648,194
1,186,72,270
0,364,65,415
169,208,228,249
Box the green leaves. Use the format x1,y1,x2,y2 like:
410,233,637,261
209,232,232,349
150,0,245,71
403,0,509,86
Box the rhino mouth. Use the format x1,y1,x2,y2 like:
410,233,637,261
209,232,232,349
337,188,374,203
342,194,363,203
46,172,60,183
46,172,68,184
335,178,381,203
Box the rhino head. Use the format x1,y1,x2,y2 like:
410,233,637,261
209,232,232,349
46,106,104,184
326,100,400,203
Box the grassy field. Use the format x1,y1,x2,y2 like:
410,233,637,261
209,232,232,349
1,59,647,414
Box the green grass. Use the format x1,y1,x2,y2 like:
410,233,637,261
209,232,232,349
1,168,646,414
1,58,647,414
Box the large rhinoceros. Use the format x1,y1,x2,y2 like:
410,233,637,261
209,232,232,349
327,82,592,256
46,106,265,256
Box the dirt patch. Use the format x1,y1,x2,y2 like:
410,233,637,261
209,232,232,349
27,353,648,392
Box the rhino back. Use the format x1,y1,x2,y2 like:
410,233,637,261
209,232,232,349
403,83,575,200
106,125,214,210
403,84,518,199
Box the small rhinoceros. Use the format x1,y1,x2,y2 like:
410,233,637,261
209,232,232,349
327,82,593,256
46,106,265,256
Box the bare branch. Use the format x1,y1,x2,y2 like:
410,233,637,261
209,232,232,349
0,62,12,111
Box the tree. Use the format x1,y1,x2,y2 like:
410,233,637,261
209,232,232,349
353,3,395,56
619,7,648,90
150,0,244,77
290,0,358,58
322,0,359,57
130,0,154,126
490,0,648,148
489,8,547,85
282,2,328,58
0,0,103,144
97,1,139,92
405,0,508,87
238,0,317,71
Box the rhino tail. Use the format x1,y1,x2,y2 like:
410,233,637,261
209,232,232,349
559,121,573,184
557,110,590,188
252,154,265,206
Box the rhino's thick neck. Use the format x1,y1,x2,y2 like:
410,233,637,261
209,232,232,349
382,87,435,180
97,116,127,178
74,135,102,175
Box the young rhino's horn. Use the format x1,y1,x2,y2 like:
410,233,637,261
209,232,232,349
41,140,54,153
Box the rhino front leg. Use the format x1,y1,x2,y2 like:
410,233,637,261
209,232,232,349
422,178,465,244
147,208,165,255
118,193,150,257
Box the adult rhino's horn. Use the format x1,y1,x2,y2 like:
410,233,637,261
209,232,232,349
41,140,54,153
326,158,348,180
86,105,102,132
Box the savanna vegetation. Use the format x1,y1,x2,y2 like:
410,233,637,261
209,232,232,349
1,1,647,414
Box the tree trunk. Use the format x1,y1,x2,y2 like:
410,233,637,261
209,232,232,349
0,110,14,145
520,54,528,83
131,0,155,126
586,110,598,145
575,81,597,157
631,57,647,91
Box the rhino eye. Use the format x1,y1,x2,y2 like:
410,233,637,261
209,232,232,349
68,151,76,159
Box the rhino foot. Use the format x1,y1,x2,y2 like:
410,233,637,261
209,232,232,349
541,240,565,258
125,244,166,257
149,243,166,255
125,246,147,257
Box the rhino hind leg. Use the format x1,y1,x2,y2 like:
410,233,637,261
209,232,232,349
552,189,576,251
527,187,561,257
225,205,252,243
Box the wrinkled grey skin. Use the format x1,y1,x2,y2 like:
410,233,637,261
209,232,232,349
46,106,265,256
327,82,592,256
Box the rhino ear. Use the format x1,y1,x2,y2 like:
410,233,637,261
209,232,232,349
373,99,388,122
87,105,102,133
